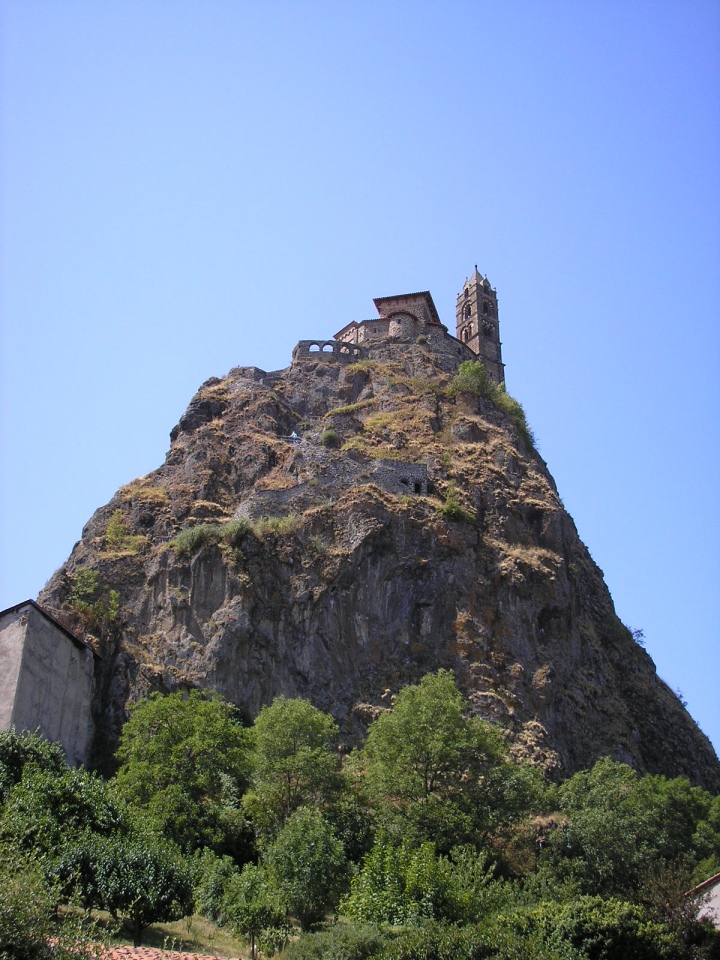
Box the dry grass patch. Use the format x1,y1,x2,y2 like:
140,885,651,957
119,483,171,505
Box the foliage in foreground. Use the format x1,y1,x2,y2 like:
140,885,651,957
2,664,720,958
0,845,105,960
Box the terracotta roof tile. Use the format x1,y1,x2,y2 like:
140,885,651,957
101,948,243,960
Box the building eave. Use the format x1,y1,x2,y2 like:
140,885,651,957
0,599,100,659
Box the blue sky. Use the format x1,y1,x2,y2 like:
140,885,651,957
1,1,718,756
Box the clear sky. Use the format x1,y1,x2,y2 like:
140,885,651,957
1,1,718,756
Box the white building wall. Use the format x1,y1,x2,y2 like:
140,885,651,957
0,603,95,767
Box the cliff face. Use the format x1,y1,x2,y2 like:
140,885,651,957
39,340,720,790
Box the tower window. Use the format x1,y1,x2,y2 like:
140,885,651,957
483,301,489,315
464,303,472,319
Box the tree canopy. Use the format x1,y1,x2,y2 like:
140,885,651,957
115,690,251,853
242,696,341,840
361,670,534,849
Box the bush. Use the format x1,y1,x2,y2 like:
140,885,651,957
252,515,302,539
170,523,224,557
493,387,537,449
266,809,349,930
437,485,471,523
104,509,148,554
0,846,103,960
509,896,679,960
280,923,388,960
94,835,194,946
449,361,536,449
0,729,67,803
222,518,251,547
321,427,339,447
449,360,495,399
66,568,122,634
193,848,238,925
343,839,454,925
383,920,570,960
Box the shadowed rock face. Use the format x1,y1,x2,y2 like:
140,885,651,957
39,342,720,790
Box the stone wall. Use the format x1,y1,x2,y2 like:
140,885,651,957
294,323,476,373
293,340,366,362
0,601,95,766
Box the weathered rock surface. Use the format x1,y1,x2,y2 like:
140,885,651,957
39,340,720,790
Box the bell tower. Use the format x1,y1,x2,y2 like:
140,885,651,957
456,267,505,385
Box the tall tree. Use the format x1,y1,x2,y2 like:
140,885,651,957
242,697,341,839
115,690,251,854
361,670,531,850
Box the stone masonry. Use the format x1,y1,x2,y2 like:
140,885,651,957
293,277,504,382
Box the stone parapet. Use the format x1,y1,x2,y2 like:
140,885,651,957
293,340,366,363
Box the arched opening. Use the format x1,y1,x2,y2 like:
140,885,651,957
464,303,472,320
483,301,489,315
322,343,334,353
308,343,320,352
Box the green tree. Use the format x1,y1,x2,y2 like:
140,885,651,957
0,765,125,859
343,837,504,927
265,808,349,930
450,359,495,398
361,670,516,849
94,834,194,946
0,844,104,960
242,696,341,839
0,729,67,803
224,863,284,960
343,837,453,925
550,759,718,900
115,690,251,854
509,896,680,960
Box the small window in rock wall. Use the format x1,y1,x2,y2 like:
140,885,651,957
464,303,472,319
483,301,489,315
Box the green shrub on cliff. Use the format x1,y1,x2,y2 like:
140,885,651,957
170,522,224,557
449,361,536,448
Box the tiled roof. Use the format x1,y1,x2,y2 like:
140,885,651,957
101,948,243,960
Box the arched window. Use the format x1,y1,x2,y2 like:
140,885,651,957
483,301,489,315
464,303,472,320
